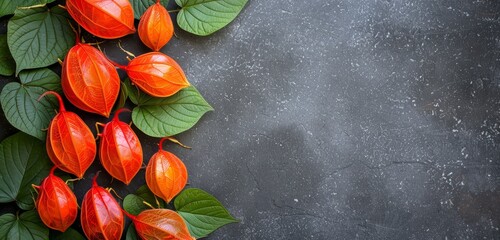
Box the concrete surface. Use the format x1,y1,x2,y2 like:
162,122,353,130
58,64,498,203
2,0,500,239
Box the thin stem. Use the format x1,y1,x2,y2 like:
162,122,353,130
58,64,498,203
95,122,106,137
106,57,127,70
49,165,57,176
92,171,101,187
107,188,123,200
158,137,168,151
65,178,80,184
113,108,131,122
118,41,135,58
18,4,45,9
168,9,181,13
121,208,136,221
38,91,65,112
31,184,40,193
143,201,155,209
167,137,191,149
68,21,80,44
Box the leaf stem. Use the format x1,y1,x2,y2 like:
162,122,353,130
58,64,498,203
118,41,135,58
168,9,181,13
167,137,191,149
17,4,46,10
143,201,155,209
95,122,106,138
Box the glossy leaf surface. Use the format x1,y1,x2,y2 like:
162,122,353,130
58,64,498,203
100,109,143,185
123,52,190,97
146,138,188,203
0,34,15,76
0,68,60,140
138,0,174,51
126,209,194,240
132,86,213,137
0,132,51,210
0,210,49,240
62,42,120,117
81,175,124,240
0,0,55,17
43,91,96,178
34,167,78,232
7,5,75,74
176,0,247,36
66,0,135,39
175,188,238,238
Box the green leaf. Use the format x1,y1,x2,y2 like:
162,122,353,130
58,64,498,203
125,224,138,240
123,185,165,215
175,0,248,36
115,81,129,111
0,35,15,76
123,78,156,105
132,86,213,137
0,210,49,240
0,0,55,17
0,68,60,140
123,79,139,105
51,228,85,240
123,194,149,216
130,0,169,20
174,188,238,238
135,185,166,208
0,132,52,210
7,5,75,74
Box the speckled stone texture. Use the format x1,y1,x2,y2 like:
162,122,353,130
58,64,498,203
2,0,500,239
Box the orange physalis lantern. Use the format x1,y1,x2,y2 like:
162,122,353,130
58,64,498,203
81,174,124,240
66,0,135,39
114,52,190,97
33,166,78,232
61,37,120,117
40,91,96,178
124,209,195,240
99,108,143,185
145,138,188,203
138,0,174,51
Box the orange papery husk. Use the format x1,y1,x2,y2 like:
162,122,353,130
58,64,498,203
115,52,190,97
41,91,96,178
81,174,124,240
138,0,174,51
99,108,143,185
33,166,78,232
145,138,188,203
124,209,195,240
66,0,135,39
61,38,120,117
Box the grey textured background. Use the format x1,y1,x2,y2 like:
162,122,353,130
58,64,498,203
2,0,500,239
